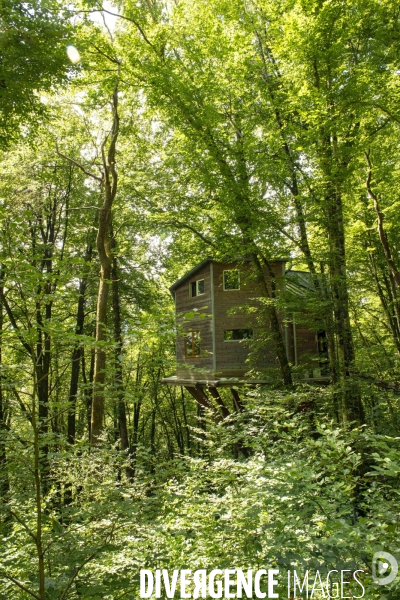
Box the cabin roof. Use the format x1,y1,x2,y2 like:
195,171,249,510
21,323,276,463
169,256,289,292
169,257,213,292
285,270,315,295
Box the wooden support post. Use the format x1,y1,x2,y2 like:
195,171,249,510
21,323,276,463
208,387,230,418
230,388,245,412
185,386,208,410
184,386,221,422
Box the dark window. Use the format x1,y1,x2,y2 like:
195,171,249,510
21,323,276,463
223,270,240,290
190,279,205,297
224,329,253,341
185,331,201,357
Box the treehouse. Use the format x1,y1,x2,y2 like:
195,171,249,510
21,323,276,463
162,258,328,405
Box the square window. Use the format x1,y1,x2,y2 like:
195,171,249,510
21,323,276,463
223,270,240,290
190,279,205,297
224,329,253,341
185,331,201,357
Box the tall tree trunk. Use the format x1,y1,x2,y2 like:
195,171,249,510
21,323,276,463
323,168,364,425
251,253,292,385
232,131,292,386
366,244,400,355
0,280,10,506
197,403,206,457
365,151,400,292
111,243,134,478
35,240,54,488
82,347,95,443
255,28,342,387
131,360,142,478
32,364,46,600
67,242,93,444
132,399,141,477
167,388,185,454
150,406,157,471
387,270,400,335
91,83,120,444
254,31,339,384
181,387,191,455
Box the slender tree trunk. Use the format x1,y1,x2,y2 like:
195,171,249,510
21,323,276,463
197,403,206,457
111,244,134,478
0,282,10,505
67,286,85,444
82,347,95,443
181,387,191,455
365,151,400,292
35,259,52,489
91,264,111,442
323,164,364,425
32,366,46,599
387,270,400,334
131,360,142,478
91,83,120,444
252,253,292,385
65,247,92,505
366,245,400,355
132,398,141,477
167,389,185,454
55,85,120,443
150,407,156,471
255,29,343,388
67,243,93,444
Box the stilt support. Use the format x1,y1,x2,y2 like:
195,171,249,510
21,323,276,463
230,388,244,412
208,387,230,418
184,386,221,422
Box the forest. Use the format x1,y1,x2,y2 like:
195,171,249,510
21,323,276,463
1,0,400,598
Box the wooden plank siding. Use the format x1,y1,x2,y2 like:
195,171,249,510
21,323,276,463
172,259,320,380
213,261,266,376
175,262,213,379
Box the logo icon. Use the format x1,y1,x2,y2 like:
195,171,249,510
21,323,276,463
372,551,398,585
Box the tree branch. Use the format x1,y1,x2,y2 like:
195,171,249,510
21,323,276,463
55,145,102,183
77,7,157,53
9,509,37,543
0,572,41,600
365,150,400,291
0,288,32,357
162,220,217,247
91,44,121,66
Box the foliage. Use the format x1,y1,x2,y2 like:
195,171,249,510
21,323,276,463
1,0,400,597
0,0,76,148
2,387,400,597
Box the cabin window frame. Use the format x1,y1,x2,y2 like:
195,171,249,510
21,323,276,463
223,269,240,291
184,330,201,358
223,329,253,342
189,279,205,297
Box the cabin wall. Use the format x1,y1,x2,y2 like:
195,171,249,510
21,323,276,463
175,262,213,379
173,259,320,380
212,261,287,376
212,261,258,376
294,325,320,374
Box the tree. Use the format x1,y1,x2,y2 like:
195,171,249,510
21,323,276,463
1,1,400,595
0,0,75,147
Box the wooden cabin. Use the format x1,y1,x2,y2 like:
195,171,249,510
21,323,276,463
162,258,327,392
